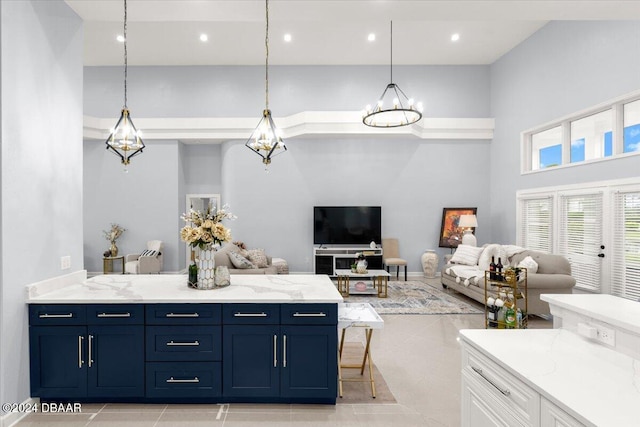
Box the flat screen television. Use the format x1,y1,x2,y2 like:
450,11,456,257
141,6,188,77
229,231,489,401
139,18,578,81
313,206,382,245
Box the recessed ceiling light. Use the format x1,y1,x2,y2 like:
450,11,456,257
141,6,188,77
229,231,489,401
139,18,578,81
200,33,208,42
116,35,125,43
451,33,460,42
284,33,292,42
368,33,376,42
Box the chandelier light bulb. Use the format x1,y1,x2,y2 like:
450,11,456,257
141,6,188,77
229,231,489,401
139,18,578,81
393,97,399,107
408,98,414,106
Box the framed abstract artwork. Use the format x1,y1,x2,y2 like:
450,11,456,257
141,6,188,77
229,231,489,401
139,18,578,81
439,207,477,248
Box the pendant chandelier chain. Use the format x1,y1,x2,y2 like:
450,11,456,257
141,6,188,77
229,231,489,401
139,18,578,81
265,0,269,110
123,0,128,108
390,20,393,84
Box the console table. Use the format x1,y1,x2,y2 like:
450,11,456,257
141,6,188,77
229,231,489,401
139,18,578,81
335,269,390,298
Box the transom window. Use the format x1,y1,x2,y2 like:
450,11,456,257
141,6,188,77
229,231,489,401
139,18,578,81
522,92,640,173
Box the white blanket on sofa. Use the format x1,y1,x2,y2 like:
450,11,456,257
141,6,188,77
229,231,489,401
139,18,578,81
445,265,483,286
445,244,527,286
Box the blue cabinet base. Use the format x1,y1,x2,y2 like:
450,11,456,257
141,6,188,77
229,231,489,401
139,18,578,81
29,303,338,404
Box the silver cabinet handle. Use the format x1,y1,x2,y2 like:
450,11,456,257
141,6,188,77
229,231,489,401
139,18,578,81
166,340,200,346
166,377,200,383
293,312,326,317
97,313,131,318
273,335,277,367
166,313,200,318
234,312,267,317
88,335,94,367
471,366,511,397
40,313,73,318
283,335,287,368
78,336,84,368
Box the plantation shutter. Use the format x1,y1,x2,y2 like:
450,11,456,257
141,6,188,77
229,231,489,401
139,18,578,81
518,197,553,253
558,192,603,292
611,190,640,301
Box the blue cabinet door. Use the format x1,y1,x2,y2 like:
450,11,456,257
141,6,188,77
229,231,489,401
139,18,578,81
29,326,87,398
280,325,337,399
87,325,145,398
223,325,279,397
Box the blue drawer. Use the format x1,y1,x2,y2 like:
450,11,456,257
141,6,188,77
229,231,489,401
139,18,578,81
86,304,144,325
222,304,280,324
146,362,221,398
145,304,221,325
281,304,337,325
29,305,86,325
146,326,221,361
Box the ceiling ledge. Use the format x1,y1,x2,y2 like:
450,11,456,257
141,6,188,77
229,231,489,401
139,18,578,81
84,112,494,143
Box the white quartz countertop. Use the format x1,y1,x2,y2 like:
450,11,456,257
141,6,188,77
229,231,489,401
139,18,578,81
541,293,640,335
459,328,640,427
26,274,344,304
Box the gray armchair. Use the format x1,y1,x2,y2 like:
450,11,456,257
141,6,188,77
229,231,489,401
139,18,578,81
125,240,163,274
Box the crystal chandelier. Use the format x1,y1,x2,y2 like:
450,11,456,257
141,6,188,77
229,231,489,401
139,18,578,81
363,21,423,128
245,0,287,168
105,0,144,167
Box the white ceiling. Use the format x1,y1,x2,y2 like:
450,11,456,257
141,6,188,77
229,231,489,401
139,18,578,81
66,1,640,66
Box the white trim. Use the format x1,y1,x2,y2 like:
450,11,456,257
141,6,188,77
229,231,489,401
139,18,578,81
516,177,640,197
84,112,494,142
2,397,39,427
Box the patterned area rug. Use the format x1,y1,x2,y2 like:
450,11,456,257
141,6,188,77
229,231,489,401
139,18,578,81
346,281,482,314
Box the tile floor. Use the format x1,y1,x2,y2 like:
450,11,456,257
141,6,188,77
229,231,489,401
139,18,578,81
12,278,551,427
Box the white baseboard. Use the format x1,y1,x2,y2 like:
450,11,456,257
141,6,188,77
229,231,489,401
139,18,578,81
2,397,39,427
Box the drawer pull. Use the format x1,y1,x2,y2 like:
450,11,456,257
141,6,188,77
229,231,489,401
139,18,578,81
165,313,200,318
39,313,73,318
234,312,268,317
88,335,94,367
166,340,200,346
97,312,131,318
472,366,511,397
293,312,326,317
166,377,200,383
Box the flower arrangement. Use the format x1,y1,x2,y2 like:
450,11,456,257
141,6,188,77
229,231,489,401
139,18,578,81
180,205,236,249
103,223,126,244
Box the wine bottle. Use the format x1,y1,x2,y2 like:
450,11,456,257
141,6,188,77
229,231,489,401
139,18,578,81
188,250,198,288
496,257,503,280
489,256,496,280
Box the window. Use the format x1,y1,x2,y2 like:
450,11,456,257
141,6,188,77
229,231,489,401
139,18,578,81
623,99,640,154
518,179,640,299
611,189,640,300
531,127,562,170
523,92,640,173
569,110,612,164
517,197,552,252
558,192,603,292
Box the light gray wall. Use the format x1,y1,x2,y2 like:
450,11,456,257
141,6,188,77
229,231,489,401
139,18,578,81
490,21,640,244
1,0,83,407
84,64,491,273
222,137,491,272
84,65,490,118
83,140,182,272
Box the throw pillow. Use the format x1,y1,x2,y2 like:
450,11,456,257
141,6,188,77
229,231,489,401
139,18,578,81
450,244,484,266
478,244,507,272
141,249,158,257
517,256,539,274
228,251,257,269
246,248,269,268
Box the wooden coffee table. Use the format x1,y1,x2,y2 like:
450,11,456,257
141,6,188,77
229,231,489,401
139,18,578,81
335,269,391,298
